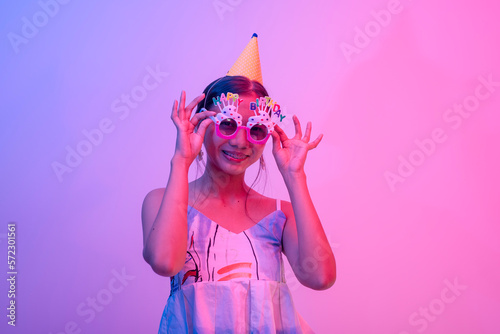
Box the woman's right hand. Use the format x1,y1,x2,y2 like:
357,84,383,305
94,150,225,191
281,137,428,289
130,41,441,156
171,91,215,165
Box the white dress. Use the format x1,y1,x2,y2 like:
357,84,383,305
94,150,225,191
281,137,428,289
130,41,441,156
158,200,314,333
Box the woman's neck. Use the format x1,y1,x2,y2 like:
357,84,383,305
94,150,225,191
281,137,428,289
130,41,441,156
195,165,250,204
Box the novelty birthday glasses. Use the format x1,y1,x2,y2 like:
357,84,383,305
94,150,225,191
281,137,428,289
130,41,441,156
205,92,285,145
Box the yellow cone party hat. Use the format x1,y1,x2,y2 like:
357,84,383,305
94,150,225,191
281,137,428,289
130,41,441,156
226,33,263,85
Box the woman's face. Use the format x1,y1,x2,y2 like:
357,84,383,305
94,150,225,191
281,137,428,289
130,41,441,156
204,92,267,176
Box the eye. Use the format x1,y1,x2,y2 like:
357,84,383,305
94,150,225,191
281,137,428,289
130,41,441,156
219,119,238,135
250,124,268,140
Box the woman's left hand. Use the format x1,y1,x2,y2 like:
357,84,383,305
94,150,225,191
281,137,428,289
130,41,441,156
271,115,323,177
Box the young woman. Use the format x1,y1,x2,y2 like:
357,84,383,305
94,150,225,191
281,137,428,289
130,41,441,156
142,75,336,333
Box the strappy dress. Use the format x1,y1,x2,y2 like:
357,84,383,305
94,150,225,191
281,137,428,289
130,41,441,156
158,199,314,333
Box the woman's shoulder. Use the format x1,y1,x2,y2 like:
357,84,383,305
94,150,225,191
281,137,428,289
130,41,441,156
279,199,293,215
246,191,274,207
141,188,165,216
248,191,292,217
260,195,293,220
144,187,165,201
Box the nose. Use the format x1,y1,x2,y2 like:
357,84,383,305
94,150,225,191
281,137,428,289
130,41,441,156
228,127,250,148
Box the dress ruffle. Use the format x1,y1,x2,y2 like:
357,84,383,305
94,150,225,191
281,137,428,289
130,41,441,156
160,280,313,333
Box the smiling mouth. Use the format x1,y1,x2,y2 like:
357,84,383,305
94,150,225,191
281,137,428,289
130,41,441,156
222,150,249,161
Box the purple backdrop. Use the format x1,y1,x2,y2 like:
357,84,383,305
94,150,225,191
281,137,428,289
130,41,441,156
1,0,499,333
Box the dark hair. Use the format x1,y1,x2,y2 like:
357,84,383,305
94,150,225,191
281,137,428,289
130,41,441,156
196,75,269,112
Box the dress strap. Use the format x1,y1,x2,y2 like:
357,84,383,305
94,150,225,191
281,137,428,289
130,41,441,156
276,198,281,211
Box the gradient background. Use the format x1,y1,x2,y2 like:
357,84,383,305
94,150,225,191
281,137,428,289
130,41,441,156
1,0,499,333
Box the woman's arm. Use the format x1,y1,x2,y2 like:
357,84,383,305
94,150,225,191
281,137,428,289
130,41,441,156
141,91,214,277
271,116,336,290
141,157,190,277
281,177,336,290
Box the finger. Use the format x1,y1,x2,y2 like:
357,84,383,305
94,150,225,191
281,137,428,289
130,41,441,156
171,100,179,122
185,93,206,116
293,115,302,139
271,130,282,155
191,110,216,126
179,91,186,119
303,121,312,142
195,117,214,138
274,125,289,142
308,134,323,149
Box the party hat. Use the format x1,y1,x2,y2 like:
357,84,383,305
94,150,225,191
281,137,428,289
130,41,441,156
226,33,263,85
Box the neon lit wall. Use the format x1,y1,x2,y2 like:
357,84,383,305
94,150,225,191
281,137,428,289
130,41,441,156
1,0,499,333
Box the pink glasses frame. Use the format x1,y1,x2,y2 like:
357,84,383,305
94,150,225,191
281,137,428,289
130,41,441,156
209,116,271,145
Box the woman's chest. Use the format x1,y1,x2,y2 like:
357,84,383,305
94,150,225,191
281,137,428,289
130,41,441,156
186,220,282,282
192,205,270,234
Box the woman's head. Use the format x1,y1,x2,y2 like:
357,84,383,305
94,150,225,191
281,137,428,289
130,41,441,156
198,76,270,176
196,76,269,113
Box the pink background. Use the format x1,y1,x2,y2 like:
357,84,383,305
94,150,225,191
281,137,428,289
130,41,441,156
1,0,499,333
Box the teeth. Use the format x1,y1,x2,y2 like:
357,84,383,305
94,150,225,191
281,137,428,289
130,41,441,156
223,151,246,159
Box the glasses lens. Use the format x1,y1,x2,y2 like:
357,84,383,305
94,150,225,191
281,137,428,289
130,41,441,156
219,119,238,136
249,124,268,141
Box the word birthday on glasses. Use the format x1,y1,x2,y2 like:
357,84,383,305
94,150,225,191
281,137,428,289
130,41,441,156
212,92,287,123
